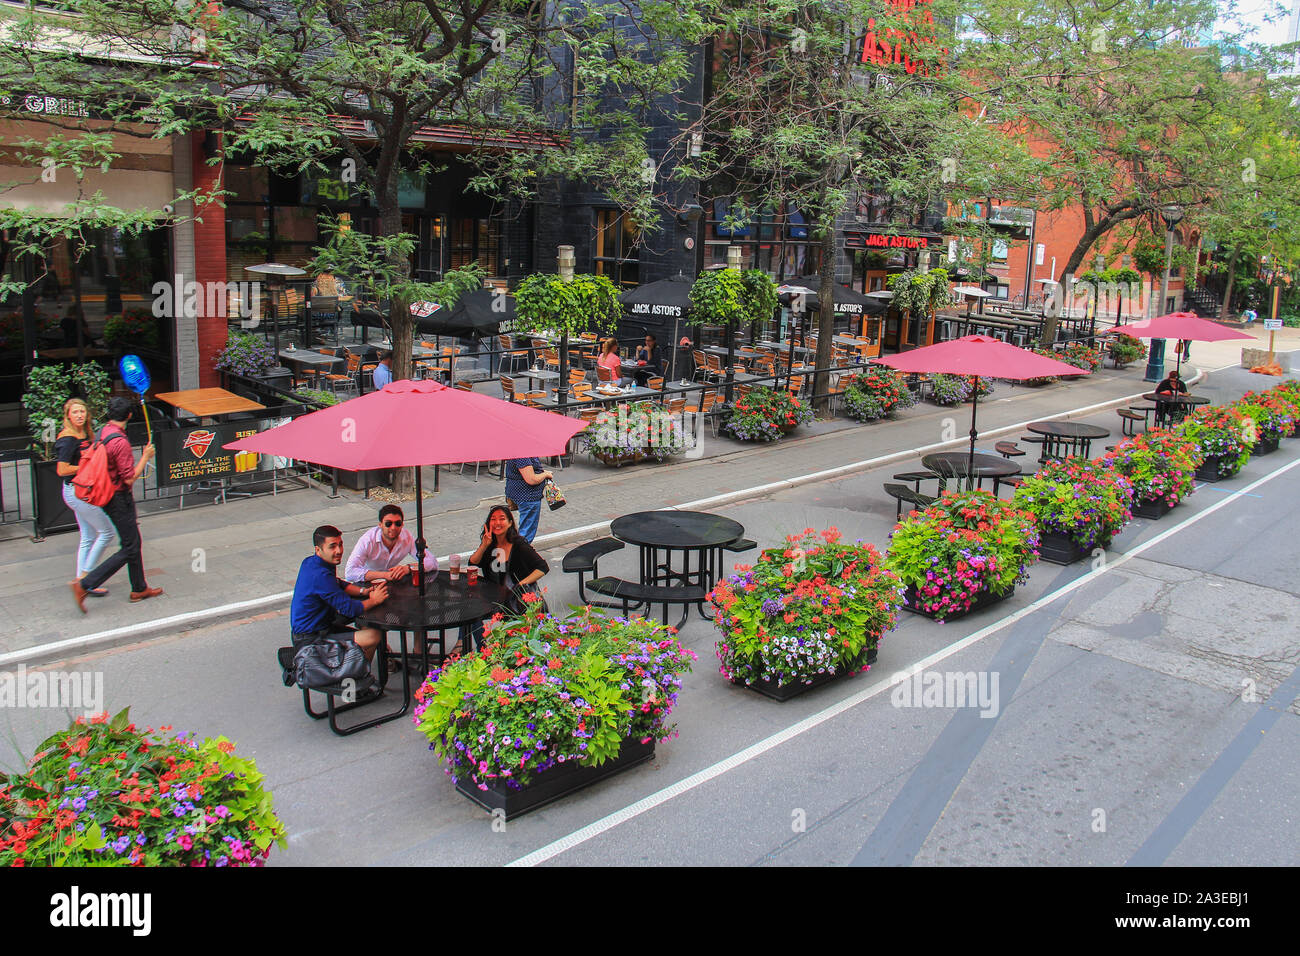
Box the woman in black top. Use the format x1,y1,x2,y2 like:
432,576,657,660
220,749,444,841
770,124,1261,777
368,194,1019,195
465,506,549,648
54,398,115,596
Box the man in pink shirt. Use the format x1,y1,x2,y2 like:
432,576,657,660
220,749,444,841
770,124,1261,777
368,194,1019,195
345,504,439,584
70,397,163,612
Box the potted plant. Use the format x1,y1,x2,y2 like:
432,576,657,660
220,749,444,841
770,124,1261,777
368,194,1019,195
886,490,1039,621
413,602,695,819
841,366,915,422
1177,406,1255,481
292,387,340,407
1011,458,1134,563
926,373,994,406
723,385,813,441
1105,333,1148,369
20,362,112,536
0,709,287,866
1101,428,1203,519
1269,382,1300,436
515,269,621,411
214,330,279,379
1058,342,1104,372
708,528,903,700
1233,398,1284,456
583,401,688,465
1022,349,1064,387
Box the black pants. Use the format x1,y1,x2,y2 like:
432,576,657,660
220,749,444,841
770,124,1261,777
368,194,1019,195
81,489,147,593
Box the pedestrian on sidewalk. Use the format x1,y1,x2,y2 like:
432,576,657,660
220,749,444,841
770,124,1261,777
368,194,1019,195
55,397,116,596
69,396,162,613
1243,308,1258,326
504,457,553,543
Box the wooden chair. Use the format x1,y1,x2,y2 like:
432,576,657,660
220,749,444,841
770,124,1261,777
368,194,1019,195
646,376,664,391
596,364,616,383
500,375,517,402
498,334,530,374
569,367,588,388
520,390,546,408
453,379,473,391
572,382,593,402
786,375,805,398
542,348,560,371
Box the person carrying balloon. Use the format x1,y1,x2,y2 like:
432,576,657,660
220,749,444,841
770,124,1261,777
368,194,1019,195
69,396,163,613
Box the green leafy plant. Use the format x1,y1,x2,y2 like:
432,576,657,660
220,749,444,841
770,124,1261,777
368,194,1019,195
292,387,340,407
1012,458,1135,549
708,527,903,688
888,268,956,325
413,603,695,791
21,362,112,459
1233,399,1284,444
886,490,1040,621
688,268,778,328
723,386,813,441
1101,428,1202,507
514,273,621,339
0,708,287,866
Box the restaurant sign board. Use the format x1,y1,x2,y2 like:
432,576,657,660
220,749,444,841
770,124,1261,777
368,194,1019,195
158,424,262,486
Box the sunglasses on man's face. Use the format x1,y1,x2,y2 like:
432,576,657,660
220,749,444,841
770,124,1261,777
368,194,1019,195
383,519,403,528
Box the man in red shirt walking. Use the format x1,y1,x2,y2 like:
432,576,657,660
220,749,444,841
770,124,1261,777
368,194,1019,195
70,396,162,612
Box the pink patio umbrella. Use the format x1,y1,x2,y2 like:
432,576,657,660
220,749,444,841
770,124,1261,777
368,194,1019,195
1111,311,1253,376
225,379,587,593
875,335,1088,488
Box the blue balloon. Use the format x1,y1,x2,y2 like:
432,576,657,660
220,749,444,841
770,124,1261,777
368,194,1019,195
119,354,151,395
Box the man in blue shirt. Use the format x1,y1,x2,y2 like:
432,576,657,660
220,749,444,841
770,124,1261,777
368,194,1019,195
291,525,389,661
371,349,393,389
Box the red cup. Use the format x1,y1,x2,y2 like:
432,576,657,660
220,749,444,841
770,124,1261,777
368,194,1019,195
410,568,420,587
467,565,479,586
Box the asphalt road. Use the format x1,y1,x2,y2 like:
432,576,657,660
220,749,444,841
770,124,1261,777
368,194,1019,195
2,429,1296,868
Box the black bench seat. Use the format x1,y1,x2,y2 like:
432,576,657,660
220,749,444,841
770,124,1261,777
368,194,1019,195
562,537,625,603
724,537,757,553
276,645,405,737
883,482,936,519
586,576,707,628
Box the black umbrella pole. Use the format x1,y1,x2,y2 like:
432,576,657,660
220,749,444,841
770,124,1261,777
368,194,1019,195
416,466,427,597
968,384,979,494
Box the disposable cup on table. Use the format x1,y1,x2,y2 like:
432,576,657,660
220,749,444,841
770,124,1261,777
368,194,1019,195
449,554,461,581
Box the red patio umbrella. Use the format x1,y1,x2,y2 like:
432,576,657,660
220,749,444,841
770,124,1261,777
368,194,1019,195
1111,311,1253,376
875,335,1087,489
225,379,586,593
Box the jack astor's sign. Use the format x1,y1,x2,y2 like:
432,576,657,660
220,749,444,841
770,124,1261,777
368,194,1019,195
847,232,931,250
628,303,684,318
860,0,947,76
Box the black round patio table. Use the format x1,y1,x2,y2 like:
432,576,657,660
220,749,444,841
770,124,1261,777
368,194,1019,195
610,510,746,618
355,570,514,688
1025,420,1111,461
921,452,1021,492
1142,392,1209,426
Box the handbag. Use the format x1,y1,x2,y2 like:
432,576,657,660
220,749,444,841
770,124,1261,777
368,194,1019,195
504,496,518,511
543,478,566,510
293,639,373,691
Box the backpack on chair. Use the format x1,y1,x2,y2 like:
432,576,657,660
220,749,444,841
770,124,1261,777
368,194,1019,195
71,432,127,507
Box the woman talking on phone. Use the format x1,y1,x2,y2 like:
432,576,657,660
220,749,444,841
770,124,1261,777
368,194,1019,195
468,505,549,647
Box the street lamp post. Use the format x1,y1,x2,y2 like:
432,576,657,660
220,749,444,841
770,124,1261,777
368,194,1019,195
1145,203,1183,382
557,244,575,415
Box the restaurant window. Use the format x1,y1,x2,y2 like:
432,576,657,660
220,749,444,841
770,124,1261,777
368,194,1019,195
448,216,503,276
594,209,639,288
704,202,817,280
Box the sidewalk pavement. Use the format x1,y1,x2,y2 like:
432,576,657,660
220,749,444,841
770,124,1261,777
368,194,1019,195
3,332,1293,665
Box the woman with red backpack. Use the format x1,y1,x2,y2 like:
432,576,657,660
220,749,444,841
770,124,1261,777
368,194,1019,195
54,397,116,597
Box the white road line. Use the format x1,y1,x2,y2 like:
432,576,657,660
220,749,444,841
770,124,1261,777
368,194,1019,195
507,454,1300,867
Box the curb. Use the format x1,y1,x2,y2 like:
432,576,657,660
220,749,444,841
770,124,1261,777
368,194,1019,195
0,379,1181,669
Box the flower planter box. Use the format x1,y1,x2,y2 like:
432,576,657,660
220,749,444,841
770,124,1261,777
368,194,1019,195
902,583,1014,621
1252,435,1280,456
593,450,644,467
454,739,656,820
1131,497,1176,520
1037,530,1092,565
731,646,876,702
32,459,78,536
778,422,800,434
1194,455,1235,483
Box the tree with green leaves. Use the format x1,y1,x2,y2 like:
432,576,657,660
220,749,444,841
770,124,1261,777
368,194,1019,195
677,0,979,409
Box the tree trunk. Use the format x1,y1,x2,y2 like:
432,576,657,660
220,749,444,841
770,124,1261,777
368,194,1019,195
1218,243,1242,322
813,221,836,415
380,179,415,495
